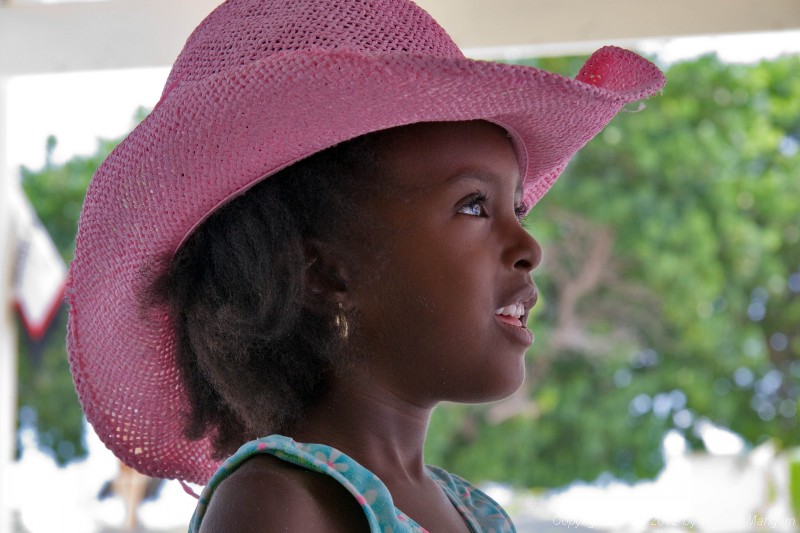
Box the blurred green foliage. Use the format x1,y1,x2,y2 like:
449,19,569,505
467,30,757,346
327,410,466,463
791,456,800,517
16,54,799,489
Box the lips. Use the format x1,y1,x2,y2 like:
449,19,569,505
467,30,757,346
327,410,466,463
495,314,523,327
494,285,538,345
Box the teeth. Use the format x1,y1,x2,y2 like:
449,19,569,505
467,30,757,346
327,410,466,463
495,303,524,318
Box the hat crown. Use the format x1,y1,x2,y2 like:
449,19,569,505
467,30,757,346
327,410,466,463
164,0,463,93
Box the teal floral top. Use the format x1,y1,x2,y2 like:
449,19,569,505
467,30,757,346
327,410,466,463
189,434,515,533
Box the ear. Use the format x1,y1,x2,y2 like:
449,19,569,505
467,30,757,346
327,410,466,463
302,239,351,312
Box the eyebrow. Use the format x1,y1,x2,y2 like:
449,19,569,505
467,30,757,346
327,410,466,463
446,170,524,198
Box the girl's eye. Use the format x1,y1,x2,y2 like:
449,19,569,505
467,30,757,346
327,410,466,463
457,193,488,217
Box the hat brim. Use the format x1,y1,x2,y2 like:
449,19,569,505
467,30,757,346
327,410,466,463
68,46,664,484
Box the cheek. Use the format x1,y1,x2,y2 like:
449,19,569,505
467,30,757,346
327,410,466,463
367,243,493,350
353,238,525,401
389,259,484,332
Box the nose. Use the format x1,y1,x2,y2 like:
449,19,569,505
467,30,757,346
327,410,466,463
503,221,542,273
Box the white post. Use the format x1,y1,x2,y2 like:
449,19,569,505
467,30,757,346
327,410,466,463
0,75,18,533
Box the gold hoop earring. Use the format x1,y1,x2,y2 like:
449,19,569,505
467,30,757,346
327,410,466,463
334,302,349,340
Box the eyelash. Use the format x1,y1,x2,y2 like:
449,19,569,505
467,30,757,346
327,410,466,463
458,192,528,224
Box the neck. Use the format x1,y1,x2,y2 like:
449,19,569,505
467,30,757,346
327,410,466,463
289,366,434,484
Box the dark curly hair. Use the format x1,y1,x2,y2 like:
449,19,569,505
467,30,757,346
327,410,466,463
147,133,385,458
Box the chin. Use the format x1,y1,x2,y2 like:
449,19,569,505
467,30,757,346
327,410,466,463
460,360,526,404
489,373,527,403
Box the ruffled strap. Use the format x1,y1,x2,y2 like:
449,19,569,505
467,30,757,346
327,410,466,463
188,434,427,532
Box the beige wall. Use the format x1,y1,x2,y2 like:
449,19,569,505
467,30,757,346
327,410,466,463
1,0,799,75
421,0,800,49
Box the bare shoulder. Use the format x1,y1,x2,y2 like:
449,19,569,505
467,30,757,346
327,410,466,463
198,454,370,533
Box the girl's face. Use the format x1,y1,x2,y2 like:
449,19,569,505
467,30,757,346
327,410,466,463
349,120,542,406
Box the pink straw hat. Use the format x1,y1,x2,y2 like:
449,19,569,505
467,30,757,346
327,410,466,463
67,0,665,484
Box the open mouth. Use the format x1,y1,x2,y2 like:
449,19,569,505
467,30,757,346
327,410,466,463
494,303,525,327
494,301,534,346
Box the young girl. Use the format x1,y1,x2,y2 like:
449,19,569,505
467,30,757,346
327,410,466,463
67,0,665,531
